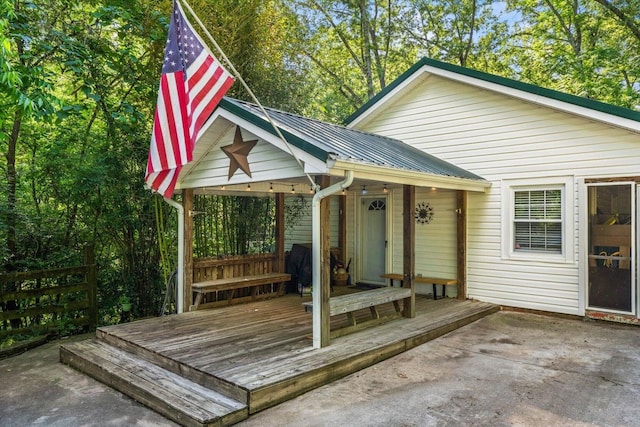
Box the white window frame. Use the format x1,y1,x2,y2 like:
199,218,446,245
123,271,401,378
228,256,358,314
501,176,575,263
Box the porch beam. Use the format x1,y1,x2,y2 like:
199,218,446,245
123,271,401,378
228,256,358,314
183,188,194,314
329,161,490,193
402,185,416,318
456,191,467,300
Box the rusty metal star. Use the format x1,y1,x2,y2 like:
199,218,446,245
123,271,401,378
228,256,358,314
221,126,258,179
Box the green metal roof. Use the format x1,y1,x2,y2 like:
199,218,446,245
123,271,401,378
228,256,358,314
220,97,485,181
345,57,640,125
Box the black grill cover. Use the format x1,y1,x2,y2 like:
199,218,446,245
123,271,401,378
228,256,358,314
285,244,312,293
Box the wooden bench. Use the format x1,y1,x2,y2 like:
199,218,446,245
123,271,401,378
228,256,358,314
302,287,411,338
380,273,457,300
190,272,291,311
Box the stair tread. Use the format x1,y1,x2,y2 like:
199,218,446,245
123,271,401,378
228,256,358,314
61,339,247,426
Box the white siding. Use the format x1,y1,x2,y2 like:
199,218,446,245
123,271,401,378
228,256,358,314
389,188,458,296
284,195,339,252
181,136,306,189
357,74,640,315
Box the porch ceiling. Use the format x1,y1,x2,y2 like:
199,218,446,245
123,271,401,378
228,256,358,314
177,97,490,194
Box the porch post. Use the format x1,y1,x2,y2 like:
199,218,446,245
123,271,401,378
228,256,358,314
183,188,194,313
338,194,346,262
311,171,354,348
456,190,467,300
275,193,285,273
402,185,416,318
319,176,331,347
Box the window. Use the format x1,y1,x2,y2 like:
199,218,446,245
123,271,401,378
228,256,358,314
368,199,386,211
501,177,574,263
514,189,562,253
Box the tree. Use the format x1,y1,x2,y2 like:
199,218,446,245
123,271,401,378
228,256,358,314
2,0,65,271
404,0,498,67
500,0,640,108
592,0,640,42
183,0,314,114
287,0,418,121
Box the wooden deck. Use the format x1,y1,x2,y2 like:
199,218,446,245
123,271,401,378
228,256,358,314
61,291,498,426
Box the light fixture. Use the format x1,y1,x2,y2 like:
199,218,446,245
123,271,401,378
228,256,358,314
310,186,315,194
291,184,295,194
221,185,226,191
361,185,367,195
269,182,273,192
431,187,436,191
342,188,346,195
246,184,251,191
383,184,388,193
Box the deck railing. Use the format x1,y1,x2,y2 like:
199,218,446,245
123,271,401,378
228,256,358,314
0,246,97,340
193,253,277,282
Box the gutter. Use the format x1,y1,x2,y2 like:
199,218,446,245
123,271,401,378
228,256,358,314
329,160,491,193
163,197,185,314
311,171,354,349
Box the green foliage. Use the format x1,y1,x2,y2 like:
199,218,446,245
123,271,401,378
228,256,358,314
1,0,168,323
288,0,418,121
193,195,276,257
499,0,640,108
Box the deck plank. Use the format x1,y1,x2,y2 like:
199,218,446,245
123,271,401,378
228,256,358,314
61,339,248,427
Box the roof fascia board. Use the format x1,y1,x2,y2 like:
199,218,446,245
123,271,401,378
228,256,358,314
219,98,329,161
329,160,491,193
346,58,640,133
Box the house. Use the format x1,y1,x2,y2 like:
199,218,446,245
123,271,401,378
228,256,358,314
345,58,640,324
172,57,640,350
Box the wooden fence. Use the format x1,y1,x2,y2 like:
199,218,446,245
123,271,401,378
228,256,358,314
0,246,97,340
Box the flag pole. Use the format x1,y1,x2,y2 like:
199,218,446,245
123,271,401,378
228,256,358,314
178,0,318,190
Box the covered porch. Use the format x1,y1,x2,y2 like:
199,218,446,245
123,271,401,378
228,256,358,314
173,97,491,348
61,291,498,426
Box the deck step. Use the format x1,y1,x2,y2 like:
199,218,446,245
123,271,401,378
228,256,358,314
60,339,248,427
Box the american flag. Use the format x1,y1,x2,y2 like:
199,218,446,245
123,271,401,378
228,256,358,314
145,0,234,198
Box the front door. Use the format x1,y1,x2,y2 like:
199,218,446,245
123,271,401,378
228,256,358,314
360,197,386,285
587,182,635,314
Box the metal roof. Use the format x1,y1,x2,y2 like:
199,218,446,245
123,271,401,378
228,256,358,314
221,97,485,182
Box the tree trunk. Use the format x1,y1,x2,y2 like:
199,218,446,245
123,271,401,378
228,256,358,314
4,111,23,329
5,111,22,269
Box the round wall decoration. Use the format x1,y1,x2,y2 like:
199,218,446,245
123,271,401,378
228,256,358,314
414,201,434,224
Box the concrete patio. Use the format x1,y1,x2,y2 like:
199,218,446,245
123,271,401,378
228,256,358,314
1,310,639,426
